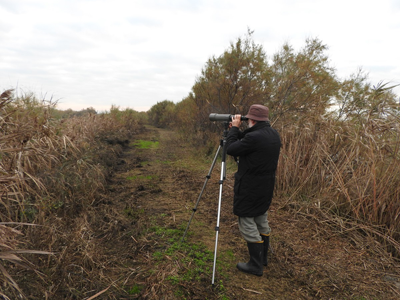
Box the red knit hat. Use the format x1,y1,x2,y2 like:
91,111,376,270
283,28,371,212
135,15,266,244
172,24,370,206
245,104,269,121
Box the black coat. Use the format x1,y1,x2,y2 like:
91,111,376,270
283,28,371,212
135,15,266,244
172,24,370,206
226,121,281,217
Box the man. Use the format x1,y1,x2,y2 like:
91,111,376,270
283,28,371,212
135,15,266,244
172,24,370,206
226,104,281,276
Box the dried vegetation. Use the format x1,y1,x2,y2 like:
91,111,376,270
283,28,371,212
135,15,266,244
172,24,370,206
0,89,145,298
276,110,400,256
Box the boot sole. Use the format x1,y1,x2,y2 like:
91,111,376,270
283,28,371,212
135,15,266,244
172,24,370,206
237,265,263,276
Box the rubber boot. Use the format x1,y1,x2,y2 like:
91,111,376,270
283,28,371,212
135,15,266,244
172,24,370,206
261,234,270,266
237,242,263,276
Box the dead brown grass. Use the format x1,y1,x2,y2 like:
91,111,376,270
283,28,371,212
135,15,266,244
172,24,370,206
0,89,145,298
276,115,400,256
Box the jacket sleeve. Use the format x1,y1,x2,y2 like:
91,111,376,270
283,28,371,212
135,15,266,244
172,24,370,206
226,128,255,157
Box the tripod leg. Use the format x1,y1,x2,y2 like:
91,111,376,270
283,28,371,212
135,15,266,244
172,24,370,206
181,145,221,243
211,159,225,286
212,122,229,286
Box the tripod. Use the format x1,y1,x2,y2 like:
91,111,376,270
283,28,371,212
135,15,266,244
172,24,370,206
181,122,230,286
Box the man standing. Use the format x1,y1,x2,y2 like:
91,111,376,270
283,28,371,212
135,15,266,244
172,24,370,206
226,104,281,276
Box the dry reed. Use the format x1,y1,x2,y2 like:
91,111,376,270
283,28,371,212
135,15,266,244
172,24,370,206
0,89,145,298
277,114,400,255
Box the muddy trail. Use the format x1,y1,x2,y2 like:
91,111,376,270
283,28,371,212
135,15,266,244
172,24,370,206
98,125,400,299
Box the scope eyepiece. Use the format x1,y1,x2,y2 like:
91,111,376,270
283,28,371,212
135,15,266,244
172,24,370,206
209,113,248,122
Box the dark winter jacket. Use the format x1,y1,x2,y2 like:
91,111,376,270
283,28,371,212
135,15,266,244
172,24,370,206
226,121,281,217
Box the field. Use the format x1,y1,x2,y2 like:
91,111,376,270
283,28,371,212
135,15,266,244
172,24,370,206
22,124,396,299
1,89,400,299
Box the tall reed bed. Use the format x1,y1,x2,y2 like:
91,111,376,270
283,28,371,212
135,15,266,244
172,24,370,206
0,89,145,298
276,116,400,253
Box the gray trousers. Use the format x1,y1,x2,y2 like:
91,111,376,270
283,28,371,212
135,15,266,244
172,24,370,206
238,211,271,243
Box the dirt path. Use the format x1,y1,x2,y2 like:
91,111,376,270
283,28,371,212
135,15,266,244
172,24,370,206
101,125,400,299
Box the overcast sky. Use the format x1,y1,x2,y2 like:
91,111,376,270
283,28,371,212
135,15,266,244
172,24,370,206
1,0,399,112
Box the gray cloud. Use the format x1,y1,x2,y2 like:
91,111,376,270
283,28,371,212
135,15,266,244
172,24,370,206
0,0,23,13
1,0,399,111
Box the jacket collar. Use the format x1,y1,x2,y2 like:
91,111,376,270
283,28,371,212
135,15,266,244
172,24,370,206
243,121,270,134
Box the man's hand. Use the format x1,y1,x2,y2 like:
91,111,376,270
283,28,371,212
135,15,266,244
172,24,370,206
231,114,242,128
